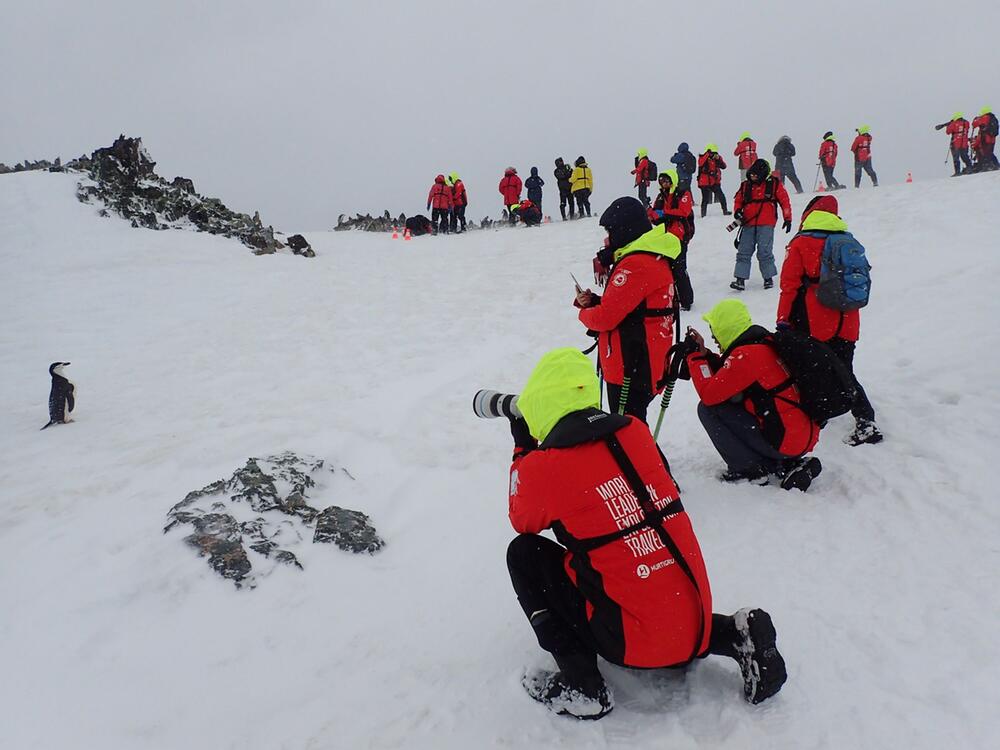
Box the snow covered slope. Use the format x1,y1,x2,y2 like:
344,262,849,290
2,170,999,749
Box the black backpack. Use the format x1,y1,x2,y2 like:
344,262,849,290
988,113,999,137
763,330,855,424
646,159,657,183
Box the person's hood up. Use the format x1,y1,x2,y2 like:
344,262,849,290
747,159,771,181
857,125,870,135
575,156,587,167
530,166,539,177
613,226,682,263
435,174,446,184
555,157,565,166
518,348,601,442
637,148,648,158
704,143,719,153
952,111,964,120
703,299,753,351
823,131,835,141
779,135,791,142
800,195,847,232
658,168,679,193
677,142,689,152
449,171,461,183
740,131,752,141
505,167,516,176
981,106,993,116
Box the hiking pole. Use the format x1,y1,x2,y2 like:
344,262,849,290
653,304,684,440
813,163,821,191
617,377,631,416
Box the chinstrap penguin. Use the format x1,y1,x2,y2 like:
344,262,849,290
41,361,75,430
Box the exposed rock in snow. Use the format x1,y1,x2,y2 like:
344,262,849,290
285,233,315,257
314,506,384,553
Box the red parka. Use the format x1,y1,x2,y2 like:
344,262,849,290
697,152,726,187
499,169,523,205
972,114,997,146
732,177,792,228
427,175,453,210
734,139,757,169
632,157,651,187
851,133,872,162
819,139,838,167
947,119,970,149
687,328,820,457
777,196,860,343
509,414,712,667
578,240,676,390
649,188,694,241
452,179,467,207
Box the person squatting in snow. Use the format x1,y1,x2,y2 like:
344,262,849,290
505,348,787,720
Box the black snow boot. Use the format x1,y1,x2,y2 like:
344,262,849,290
763,278,774,289
845,419,883,446
729,278,746,291
778,456,822,492
732,608,787,704
522,652,613,720
719,466,770,484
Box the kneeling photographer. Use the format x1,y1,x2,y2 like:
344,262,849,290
476,348,787,720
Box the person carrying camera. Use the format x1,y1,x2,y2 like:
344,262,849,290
576,197,680,421
696,144,730,217
554,157,575,220
648,168,695,311
680,299,821,490
729,159,792,291
504,347,788,719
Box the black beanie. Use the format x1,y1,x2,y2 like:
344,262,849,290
748,158,770,180
600,197,651,251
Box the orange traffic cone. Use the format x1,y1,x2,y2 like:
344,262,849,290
906,172,913,183
391,225,399,239
817,182,826,192
544,215,551,224
404,228,411,241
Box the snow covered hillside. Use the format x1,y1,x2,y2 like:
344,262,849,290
2,170,999,749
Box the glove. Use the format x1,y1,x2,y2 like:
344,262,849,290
782,219,792,233
426,205,431,212
593,255,610,287
509,417,536,450
775,320,791,331
733,209,744,222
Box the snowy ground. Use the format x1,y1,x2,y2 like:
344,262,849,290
2,170,999,749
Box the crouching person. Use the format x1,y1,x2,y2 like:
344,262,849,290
506,348,788,720
683,300,822,491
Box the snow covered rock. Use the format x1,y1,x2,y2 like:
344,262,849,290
285,233,315,257
165,452,382,587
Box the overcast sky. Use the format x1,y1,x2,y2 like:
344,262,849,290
3,0,997,231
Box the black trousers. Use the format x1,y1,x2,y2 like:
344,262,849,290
822,164,842,189
450,205,466,232
507,534,740,664
574,189,592,217
638,182,649,206
671,241,694,310
777,163,803,193
699,185,728,216
854,159,878,187
606,379,655,424
697,402,789,474
559,187,574,219
824,337,875,422
952,146,973,174
431,208,450,233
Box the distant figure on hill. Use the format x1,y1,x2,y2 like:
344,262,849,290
553,157,575,220
733,132,757,181
448,172,468,233
772,136,803,194
426,174,453,234
514,199,542,227
971,107,999,172
818,132,845,190
935,113,972,176
850,126,878,188
631,149,652,206
670,142,697,193
697,144,730,217
499,167,523,225
570,157,593,218
525,167,544,212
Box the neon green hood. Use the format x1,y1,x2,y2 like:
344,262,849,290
740,131,752,140
952,111,964,120
518,348,601,441
824,133,836,141
658,168,679,193
703,299,753,351
705,142,719,153
613,226,682,263
981,106,993,116
857,125,870,135
637,148,648,158
449,171,460,183
802,210,848,232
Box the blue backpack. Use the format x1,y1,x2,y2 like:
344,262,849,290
802,231,871,310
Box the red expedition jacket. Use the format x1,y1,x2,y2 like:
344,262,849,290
578,251,675,389
819,139,838,167
632,156,651,186
734,139,757,169
649,189,694,241
687,328,820,457
777,196,860,342
972,114,996,146
452,179,467,207
947,119,970,149
732,177,792,227
499,171,523,205
427,176,453,210
697,153,726,187
509,413,712,667
851,134,872,162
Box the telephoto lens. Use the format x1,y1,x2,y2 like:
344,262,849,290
725,219,742,232
472,390,522,419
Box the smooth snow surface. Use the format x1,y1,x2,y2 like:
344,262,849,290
2,171,999,749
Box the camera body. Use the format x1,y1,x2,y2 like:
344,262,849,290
473,390,522,419
725,218,743,232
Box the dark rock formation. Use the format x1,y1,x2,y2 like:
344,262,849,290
285,234,315,257
166,452,382,588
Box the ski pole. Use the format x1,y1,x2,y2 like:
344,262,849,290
813,163,821,191
617,376,631,416
653,337,683,441
652,379,674,440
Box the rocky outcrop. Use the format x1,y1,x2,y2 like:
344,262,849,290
285,234,315,257
165,452,383,588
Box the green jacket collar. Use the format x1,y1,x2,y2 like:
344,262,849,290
614,227,682,262
801,210,848,232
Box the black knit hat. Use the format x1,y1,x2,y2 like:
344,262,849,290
748,158,771,181
599,197,651,251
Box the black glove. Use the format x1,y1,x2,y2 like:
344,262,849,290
509,417,536,451
733,209,744,222
782,219,792,233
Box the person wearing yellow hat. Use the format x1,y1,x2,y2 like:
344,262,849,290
850,126,879,188
503,347,787,719
971,107,999,172
935,112,973,175
631,148,653,206
696,144,731,217
681,299,822,490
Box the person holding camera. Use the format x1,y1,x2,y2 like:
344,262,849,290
729,159,792,291
576,197,680,421
503,347,787,719
648,168,695,311
696,144,730,217
680,299,822,490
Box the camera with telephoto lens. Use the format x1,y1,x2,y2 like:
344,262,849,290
473,390,522,419
725,217,743,232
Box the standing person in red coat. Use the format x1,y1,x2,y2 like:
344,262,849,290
850,126,879,188
733,132,757,180
648,168,696,310
504,347,788,719
971,107,999,172
631,148,652,206
575,198,680,422
776,195,883,446
729,159,792,291
499,167,523,224
818,132,845,190
936,113,973,175
448,172,468,232
426,174,453,234
696,144,731,217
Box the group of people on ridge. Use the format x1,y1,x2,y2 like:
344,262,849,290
423,172,469,234
936,108,999,175
499,176,883,720
497,158,593,226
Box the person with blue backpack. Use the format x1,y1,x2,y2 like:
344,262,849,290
776,195,883,446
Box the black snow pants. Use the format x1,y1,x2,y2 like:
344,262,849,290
699,185,728,216
697,401,789,475
450,205,466,232
824,337,875,422
854,159,878,187
559,186,574,219
822,164,843,189
432,208,450,234
952,146,973,175
776,162,803,193
574,189,592,217
671,241,694,310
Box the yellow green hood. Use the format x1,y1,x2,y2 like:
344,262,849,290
519,348,600,441
981,106,993,116
802,210,848,232
659,168,679,193
613,226,682,262
703,299,753,350
637,148,648,158
857,125,870,135
705,143,719,153
740,131,752,140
